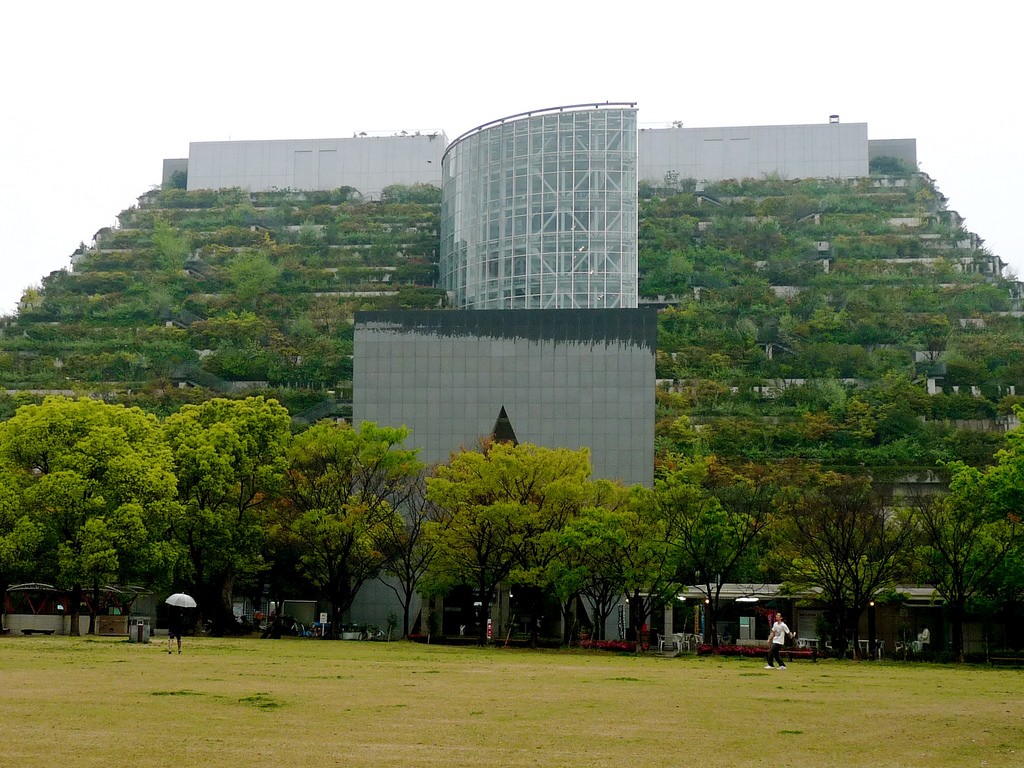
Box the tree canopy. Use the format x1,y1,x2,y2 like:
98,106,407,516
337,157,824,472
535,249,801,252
162,395,291,631
0,396,179,633
426,442,595,644
278,420,421,637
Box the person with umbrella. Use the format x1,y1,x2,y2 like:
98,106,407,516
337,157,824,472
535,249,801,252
165,593,196,654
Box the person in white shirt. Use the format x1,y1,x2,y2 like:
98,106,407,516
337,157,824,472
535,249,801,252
765,612,794,669
917,627,930,652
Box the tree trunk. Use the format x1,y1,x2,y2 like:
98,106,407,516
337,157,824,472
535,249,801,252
198,572,239,634
559,595,577,646
89,581,100,635
706,600,720,649
848,607,862,660
476,579,494,645
331,602,344,640
527,588,542,648
399,586,413,639
951,601,965,663
828,605,849,657
69,584,82,636
219,573,235,627
628,589,649,651
329,572,355,640
589,592,615,641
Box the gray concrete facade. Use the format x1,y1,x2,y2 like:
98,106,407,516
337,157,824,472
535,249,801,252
349,307,655,632
184,134,446,197
638,121,869,183
167,118,915,198
353,308,656,488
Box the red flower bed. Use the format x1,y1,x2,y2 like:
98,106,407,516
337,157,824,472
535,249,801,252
580,639,635,652
696,643,766,657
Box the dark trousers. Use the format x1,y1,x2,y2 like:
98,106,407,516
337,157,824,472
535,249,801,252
766,643,785,667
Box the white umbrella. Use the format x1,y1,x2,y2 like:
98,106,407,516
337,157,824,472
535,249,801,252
165,593,197,608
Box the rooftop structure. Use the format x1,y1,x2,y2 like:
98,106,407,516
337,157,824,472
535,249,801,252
638,120,872,183
166,132,447,198
164,115,917,198
439,104,639,310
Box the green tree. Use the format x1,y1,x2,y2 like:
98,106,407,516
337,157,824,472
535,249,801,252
986,536,1024,650
0,472,41,610
280,421,421,638
162,396,291,632
0,397,178,634
655,457,779,649
375,477,442,638
151,220,191,269
869,155,913,176
557,485,659,642
166,170,188,189
227,249,282,307
426,442,592,644
917,424,1023,660
379,183,441,205
540,479,638,645
778,472,915,657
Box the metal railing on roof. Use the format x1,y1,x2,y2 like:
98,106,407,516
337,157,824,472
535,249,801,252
443,102,638,162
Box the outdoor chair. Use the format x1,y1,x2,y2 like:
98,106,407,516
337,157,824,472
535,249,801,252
657,633,680,654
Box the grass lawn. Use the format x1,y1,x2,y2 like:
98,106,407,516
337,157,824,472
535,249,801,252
0,635,1021,767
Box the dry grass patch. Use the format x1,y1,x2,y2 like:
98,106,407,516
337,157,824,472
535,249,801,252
0,636,1021,767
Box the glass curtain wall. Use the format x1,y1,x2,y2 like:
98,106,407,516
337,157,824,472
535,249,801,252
441,105,638,310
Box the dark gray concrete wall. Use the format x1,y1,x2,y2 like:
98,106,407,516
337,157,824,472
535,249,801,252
353,308,656,487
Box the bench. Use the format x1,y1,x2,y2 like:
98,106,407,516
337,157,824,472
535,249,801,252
785,648,819,662
21,629,55,636
990,657,1024,666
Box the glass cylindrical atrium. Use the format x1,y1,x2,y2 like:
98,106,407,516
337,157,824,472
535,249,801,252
440,104,638,310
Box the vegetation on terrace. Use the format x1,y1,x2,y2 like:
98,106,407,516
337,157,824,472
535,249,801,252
639,168,1023,474
1,164,1022,472
0,163,1022,655
0,184,443,419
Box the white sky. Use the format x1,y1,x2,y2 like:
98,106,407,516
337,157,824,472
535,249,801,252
2,1,1021,315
